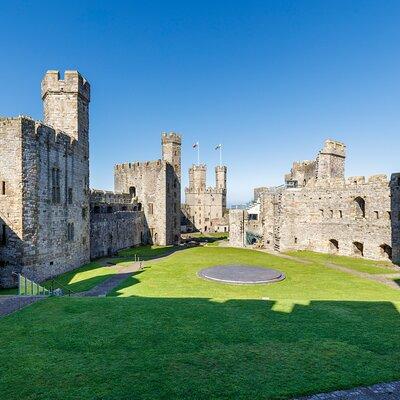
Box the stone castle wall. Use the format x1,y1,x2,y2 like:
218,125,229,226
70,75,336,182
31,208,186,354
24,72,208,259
114,133,181,246
230,140,400,263
184,164,228,233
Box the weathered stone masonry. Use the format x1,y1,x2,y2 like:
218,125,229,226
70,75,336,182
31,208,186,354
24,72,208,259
0,71,91,287
230,139,400,263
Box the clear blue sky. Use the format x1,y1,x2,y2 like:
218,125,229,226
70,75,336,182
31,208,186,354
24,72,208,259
1,1,399,204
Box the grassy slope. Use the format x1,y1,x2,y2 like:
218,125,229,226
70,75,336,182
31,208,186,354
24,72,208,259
287,250,397,275
1,246,400,399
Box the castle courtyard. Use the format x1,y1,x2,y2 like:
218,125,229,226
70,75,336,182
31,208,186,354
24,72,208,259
1,240,400,399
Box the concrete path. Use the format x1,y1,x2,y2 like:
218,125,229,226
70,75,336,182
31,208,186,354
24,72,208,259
296,380,400,399
0,295,45,318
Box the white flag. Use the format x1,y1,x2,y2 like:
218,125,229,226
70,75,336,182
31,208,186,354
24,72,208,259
215,144,222,150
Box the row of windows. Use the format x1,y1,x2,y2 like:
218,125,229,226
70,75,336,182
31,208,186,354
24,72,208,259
319,208,394,220
51,167,88,205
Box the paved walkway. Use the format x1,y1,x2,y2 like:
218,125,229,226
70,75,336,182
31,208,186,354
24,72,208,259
0,295,45,317
79,262,142,297
296,380,400,399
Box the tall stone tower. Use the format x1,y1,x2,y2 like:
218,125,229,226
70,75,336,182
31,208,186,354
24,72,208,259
316,140,346,180
189,165,207,190
215,165,227,190
162,132,182,181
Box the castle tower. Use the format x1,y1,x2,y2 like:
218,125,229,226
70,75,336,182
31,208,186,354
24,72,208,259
162,132,182,181
215,165,227,190
316,140,346,180
41,70,90,146
189,165,207,190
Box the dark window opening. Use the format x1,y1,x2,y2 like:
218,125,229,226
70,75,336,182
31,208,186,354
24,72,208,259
329,239,339,253
294,237,298,244
67,223,74,242
339,210,343,218
380,244,392,260
82,207,87,219
68,188,73,204
0,224,6,245
374,211,379,219
107,206,113,213
93,205,100,214
354,197,366,218
352,241,364,257
1,181,5,195
129,186,136,197
137,203,142,212
51,167,61,204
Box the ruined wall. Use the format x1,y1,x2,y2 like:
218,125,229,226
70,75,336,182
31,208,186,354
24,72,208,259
277,174,396,261
89,190,145,259
229,209,246,247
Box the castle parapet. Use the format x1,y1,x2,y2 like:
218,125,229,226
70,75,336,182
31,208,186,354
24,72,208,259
161,131,182,145
320,139,346,157
41,70,90,102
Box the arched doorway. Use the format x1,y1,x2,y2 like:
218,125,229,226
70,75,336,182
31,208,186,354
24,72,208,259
354,197,366,218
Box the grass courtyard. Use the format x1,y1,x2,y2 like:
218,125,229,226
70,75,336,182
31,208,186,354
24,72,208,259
1,244,400,399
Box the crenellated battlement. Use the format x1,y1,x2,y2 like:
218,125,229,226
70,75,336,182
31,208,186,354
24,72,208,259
41,70,90,101
114,159,165,171
320,139,346,157
189,164,207,172
90,189,136,204
161,131,182,144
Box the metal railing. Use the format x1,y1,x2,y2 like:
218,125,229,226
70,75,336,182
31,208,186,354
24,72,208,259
17,274,50,296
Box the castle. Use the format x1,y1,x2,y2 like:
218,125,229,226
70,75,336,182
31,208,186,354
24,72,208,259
182,164,228,233
230,139,400,263
0,71,181,288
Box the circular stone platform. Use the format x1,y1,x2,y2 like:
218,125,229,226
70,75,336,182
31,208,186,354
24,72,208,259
198,265,285,284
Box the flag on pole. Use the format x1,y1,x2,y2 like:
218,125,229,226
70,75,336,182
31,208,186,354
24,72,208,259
193,142,199,148
215,144,222,150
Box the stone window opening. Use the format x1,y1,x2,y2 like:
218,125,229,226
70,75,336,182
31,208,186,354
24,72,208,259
353,197,365,218
137,203,142,212
374,211,379,219
93,205,100,214
329,210,334,218
129,186,136,197
387,211,391,220
68,188,73,205
0,224,7,246
329,239,339,253
380,244,392,260
1,181,5,195
338,210,343,218
67,223,74,242
148,203,154,215
294,237,298,244
51,167,61,204
82,207,87,219
320,209,324,218
352,241,364,257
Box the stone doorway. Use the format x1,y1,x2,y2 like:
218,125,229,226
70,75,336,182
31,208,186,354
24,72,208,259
352,241,364,257
329,239,339,253
380,244,392,260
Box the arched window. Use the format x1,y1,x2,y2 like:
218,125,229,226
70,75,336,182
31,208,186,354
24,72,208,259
137,203,142,211
354,197,365,218
129,186,136,197
380,244,392,260
352,241,364,257
329,239,339,253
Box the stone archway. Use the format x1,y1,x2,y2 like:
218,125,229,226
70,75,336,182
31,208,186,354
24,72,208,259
329,239,339,253
352,241,364,257
380,244,392,260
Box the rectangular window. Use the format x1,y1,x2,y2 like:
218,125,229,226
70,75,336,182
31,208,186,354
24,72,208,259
320,209,324,217
52,167,61,204
338,210,343,218
1,181,5,195
67,223,74,242
329,210,333,218
374,211,379,219
68,188,73,204
387,211,391,220
82,207,87,219
0,224,6,245
148,203,154,215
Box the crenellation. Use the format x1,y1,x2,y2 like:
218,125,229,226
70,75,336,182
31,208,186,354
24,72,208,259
230,138,400,263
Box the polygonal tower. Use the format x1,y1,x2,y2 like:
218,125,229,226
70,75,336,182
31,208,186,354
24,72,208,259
215,165,227,190
316,139,346,181
162,132,182,181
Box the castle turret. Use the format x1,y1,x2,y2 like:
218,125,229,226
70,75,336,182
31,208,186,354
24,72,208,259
162,132,181,181
41,70,90,145
316,139,346,180
189,164,206,190
215,165,227,190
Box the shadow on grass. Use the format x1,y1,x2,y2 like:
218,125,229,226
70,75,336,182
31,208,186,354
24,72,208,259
117,244,187,261
1,296,400,400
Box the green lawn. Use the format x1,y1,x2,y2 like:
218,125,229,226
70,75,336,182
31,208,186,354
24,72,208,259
287,250,397,275
1,246,400,399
